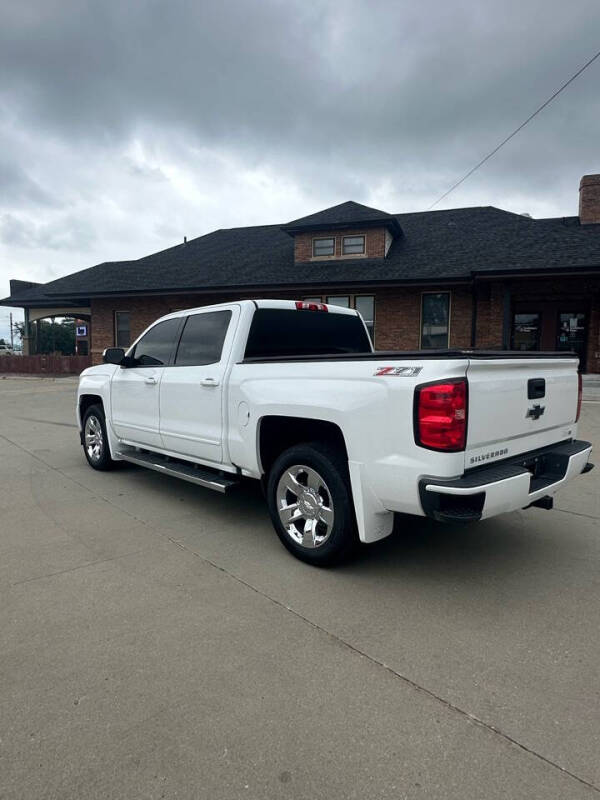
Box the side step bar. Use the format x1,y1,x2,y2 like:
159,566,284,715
116,448,239,493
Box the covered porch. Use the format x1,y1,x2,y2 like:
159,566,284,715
23,306,91,356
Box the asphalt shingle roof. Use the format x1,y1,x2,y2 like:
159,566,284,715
2,204,600,307
282,200,401,234
0,283,86,307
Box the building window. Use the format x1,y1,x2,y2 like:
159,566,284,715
326,296,350,308
355,295,375,343
421,292,450,349
115,311,131,348
342,235,365,255
512,312,540,351
304,295,376,344
313,237,335,257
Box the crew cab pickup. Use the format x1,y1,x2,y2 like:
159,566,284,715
77,299,594,564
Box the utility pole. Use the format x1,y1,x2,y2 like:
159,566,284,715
9,313,14,350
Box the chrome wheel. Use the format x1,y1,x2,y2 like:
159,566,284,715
85,415,104,462
276,464,335,549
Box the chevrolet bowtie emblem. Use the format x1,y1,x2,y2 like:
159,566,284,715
526,404,545,420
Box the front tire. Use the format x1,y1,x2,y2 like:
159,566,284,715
266,442,358,566
82,404,116,471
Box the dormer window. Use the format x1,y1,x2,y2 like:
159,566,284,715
283,201,402,263
313,237,335,257
342,235,365,255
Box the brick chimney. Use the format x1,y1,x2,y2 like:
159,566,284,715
579,174,600,224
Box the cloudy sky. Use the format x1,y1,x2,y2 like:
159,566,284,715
1,0,600,339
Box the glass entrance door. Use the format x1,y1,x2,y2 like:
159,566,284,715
556,312,587,365
511,313,541,351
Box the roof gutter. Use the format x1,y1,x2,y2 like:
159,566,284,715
5,264,599,307
39,277,473,301
472,264,600,279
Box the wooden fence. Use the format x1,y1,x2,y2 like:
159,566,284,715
0,355,92,375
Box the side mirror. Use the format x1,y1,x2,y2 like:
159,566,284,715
103,347,126,365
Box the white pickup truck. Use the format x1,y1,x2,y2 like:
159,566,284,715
77,299,593,565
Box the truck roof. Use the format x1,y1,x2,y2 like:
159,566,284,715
163,299,360,318
254,299,358,316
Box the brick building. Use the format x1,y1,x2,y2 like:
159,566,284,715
3,174,600,372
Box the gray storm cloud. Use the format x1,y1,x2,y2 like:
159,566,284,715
1,0,600,319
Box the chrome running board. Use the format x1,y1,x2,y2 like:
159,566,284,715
116,447,239,493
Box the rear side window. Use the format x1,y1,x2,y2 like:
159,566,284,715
132,318,181,366
175,310,232,366
244,308,371,359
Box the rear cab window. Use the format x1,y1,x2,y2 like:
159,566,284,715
244,308,372,359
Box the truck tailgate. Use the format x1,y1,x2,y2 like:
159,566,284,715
465,357,579,468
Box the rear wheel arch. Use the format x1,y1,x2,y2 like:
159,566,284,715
258,415,349,476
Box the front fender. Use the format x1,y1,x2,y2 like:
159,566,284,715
77,366,121,459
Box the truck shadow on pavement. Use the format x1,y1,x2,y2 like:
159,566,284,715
114,463,575,588
354,508,565,582
126,465,565,582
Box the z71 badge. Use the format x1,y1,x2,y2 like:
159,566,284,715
374,366,423,377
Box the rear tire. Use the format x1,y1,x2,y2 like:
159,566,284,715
266,441,358,566
82,404,116,471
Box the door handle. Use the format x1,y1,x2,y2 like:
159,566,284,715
145,376,157,385
200,377,219,387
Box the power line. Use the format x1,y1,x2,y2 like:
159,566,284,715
428,47,600,210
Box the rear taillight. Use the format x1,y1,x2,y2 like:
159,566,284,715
295,301,328,312
576,372,583,422
414,378,467,452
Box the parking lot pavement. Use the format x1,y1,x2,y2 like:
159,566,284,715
1,376,599,799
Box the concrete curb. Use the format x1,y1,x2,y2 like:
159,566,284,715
0,374,80,382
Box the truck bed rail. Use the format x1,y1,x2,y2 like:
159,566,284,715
241,350,578,364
